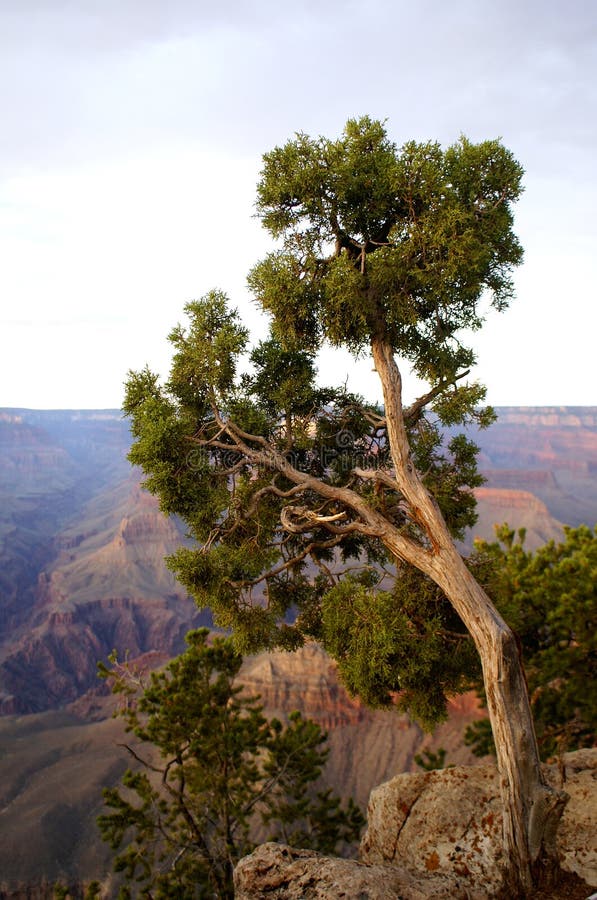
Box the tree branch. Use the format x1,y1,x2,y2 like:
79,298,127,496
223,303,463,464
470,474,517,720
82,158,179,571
353,467,401,492
403,370,470,423
225,535,343,590
118,742,162,774
202,401,434,571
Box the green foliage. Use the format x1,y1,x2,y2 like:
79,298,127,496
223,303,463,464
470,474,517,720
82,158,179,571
410,420,485,542
464,717,495,758
98,630,363,899
261,711,365,854
414,747,450,771
246,338,324,422
123,117,525,732
320,568,479,729
252,117,523,379
466,525,597,759
125,293,484,668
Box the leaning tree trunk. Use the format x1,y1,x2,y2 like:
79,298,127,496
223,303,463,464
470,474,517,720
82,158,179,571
371,337,568,895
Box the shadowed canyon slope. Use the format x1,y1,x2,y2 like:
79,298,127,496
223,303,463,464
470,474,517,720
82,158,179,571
0,407,595,893
0,410,131,643
1,477,209,713
0,409,210,714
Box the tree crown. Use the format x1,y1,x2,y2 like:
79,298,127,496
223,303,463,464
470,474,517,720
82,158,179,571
250,116,524,382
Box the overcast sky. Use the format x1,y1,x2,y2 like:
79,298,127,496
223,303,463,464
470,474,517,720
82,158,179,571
1,0,595,409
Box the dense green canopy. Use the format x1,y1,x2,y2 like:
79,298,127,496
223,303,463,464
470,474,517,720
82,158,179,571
124,118,524,727
124,119,580,894
250,116,523,381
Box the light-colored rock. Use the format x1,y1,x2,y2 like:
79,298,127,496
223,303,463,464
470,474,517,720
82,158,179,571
471,486,564,549
235,750,596,898
544,748,597,886
233,842,473,899
361,763,504,895
361,748,597,891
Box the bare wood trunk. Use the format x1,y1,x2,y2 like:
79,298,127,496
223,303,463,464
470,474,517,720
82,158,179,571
371,337,567,894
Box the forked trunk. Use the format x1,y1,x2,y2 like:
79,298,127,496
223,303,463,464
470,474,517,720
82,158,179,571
371,338,567,895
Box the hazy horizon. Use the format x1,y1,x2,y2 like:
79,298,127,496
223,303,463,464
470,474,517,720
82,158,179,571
3,403,597,415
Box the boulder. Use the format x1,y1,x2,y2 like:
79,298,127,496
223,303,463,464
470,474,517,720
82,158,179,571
361,762,504,895
544,748,597,886
233,842,473,899
361,748,597,891
234,749,596,898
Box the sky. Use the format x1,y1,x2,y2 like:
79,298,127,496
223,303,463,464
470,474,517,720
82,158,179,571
0,0,595,409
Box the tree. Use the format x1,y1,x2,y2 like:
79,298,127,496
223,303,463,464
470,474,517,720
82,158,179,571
414,747,450,771
465,525,597,760
98,629,363,899
123,117,566,894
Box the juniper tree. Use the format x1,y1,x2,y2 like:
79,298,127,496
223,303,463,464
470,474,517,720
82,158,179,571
123,117,567,894
98,629,363,899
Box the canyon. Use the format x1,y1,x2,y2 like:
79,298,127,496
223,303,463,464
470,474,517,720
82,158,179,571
0,406,596,894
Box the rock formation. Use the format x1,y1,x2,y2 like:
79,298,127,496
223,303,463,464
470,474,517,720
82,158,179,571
1,406,596,894
235,748,597,898
234,843,473,899
0,477,208,714
240,644,487,809
2,406,596,716
471,486,564,549
464,406,597,527
0,642,486,893
362,747,597,893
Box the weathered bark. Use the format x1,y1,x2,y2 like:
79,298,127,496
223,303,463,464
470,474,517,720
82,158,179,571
371,337,568,895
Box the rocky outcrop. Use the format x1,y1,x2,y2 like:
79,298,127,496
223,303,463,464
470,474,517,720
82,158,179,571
361,748,597,893
362,763,504,895
491,408,597,428
0,593,205,713
484,469,559,489
234,843,472,899
0,645,485,892
2,406,596,715
462,406,597,527
240,643,367,729
0,480,207,714
235,749,597,898
0,409,131,646
546,749,597,886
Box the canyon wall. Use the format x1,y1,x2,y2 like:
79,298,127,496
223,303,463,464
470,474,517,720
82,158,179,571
0,406,595,894
3,406,594,717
